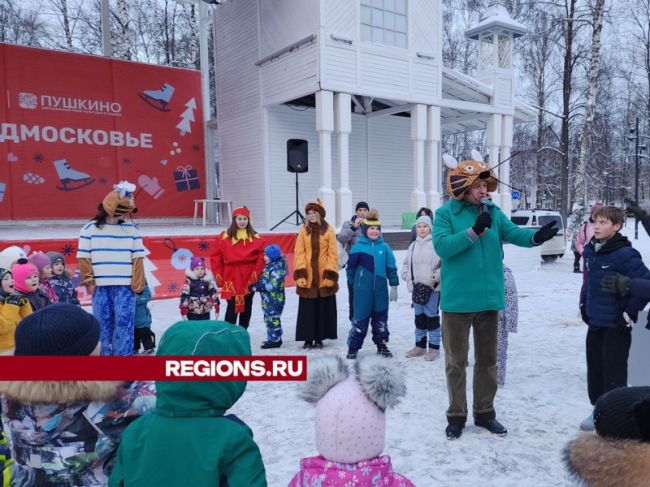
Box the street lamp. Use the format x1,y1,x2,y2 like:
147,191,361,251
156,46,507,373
628,116,649,239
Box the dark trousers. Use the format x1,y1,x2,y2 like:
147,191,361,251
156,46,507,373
134,327,156,352
573,250,581,271
586,326,632,405
442,311,498,424
188,312,210,321
347,309,389,350
225,293,254,329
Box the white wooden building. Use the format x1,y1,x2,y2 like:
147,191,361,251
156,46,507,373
213,1,535,229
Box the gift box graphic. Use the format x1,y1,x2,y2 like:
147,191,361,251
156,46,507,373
173,165,200,192
0,182,5,202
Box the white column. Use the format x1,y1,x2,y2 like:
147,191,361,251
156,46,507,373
335,93,352,228
316,90,336,220
427,106,442,210
486,114,502,206
500,115,514,214
411,104,427,210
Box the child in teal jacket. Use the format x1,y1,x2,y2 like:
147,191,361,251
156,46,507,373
346,210,399,359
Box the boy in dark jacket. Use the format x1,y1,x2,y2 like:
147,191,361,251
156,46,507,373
250,244,287,349
579,206,650,431
180,257,219,321
47,251,80,305
346,210,399,359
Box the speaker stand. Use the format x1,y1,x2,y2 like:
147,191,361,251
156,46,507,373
270,172,305,230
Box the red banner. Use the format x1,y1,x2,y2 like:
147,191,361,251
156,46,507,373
0,356,307,381
5,233,298,304
0,43,205,219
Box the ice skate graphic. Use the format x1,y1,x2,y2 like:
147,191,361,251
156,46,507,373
54,159,95,191
139,83,175,112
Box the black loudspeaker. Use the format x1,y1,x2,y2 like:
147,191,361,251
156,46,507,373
287,139,308,173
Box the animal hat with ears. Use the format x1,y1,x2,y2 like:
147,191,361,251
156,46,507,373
299,355,406,464
443,149,498,200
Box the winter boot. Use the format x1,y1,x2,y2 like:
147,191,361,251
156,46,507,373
346,348,359,359
474,418,508,436
424,346,440,361
260,340,282,349
406,336,427,358
446,423,464,440
376,343,393,358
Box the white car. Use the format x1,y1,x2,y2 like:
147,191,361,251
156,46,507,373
511,209,567,262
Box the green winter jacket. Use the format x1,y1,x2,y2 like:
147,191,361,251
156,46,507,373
109,321,266,487
433,198,537,312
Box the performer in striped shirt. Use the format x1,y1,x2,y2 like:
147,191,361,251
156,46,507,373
77,181,145,355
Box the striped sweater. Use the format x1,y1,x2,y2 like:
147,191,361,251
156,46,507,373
77,221,145,286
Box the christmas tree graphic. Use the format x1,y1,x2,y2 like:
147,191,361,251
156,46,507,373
143,246,161,295
176,98,197,136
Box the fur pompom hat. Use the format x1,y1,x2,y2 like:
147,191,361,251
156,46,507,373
102,181,137,218
299,355,406,463
443,150,498,200
305,199,326,218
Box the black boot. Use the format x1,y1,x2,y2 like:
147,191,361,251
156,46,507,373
376,343,393,358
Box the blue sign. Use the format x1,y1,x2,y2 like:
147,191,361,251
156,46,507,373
511,190,521,200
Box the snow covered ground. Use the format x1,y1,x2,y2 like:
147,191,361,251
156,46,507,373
142,218,647,486
6,218,647,485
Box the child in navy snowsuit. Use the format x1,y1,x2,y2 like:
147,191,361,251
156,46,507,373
250,244,287,349
134,283,155,354
180,257,220,321
47,251,80,305
346,210,399,359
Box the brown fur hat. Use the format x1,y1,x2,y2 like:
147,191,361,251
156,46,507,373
305,198,326,218
102,181,137,218
565,433,650,486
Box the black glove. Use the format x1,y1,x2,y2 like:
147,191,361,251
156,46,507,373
4,294,26,307
625,199,648,220
580,302,589,325
532,221,559,245
601,273,631,296
472,212,492,235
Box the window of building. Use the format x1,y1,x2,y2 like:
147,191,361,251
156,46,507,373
360,0,407,48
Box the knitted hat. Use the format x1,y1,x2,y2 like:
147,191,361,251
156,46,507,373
15,304,100,356
47,251,66,266
362,209,381,236
28,252,51,273
594,386,650,441
443,150,498,200
102,181,137,218
11,259,39,294
415,215,433,232
190,256,205,270
264,244,282,262
305,199,326,218
0,246,27,271
355,201,370,212
299,355,406,464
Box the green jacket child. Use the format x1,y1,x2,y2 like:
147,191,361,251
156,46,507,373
109,321,266,487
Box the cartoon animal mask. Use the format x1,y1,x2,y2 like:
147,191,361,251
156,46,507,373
443,150,498,200
102,181,137,217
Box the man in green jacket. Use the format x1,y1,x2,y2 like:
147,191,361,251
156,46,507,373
109,320,267,486
433,153,558,440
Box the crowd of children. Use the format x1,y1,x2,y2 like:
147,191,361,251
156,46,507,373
2,178,650,484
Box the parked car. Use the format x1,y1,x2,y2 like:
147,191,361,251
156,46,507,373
511,209,566,262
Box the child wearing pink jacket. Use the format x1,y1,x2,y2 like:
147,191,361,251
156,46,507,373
289,355,414,487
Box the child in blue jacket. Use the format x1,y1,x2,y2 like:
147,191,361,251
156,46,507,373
250,244,287,349
346,210,399,359
579,206,650,431
134,283,155,354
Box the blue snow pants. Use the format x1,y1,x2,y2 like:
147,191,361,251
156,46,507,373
347,309,389,351
93,285,136,356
